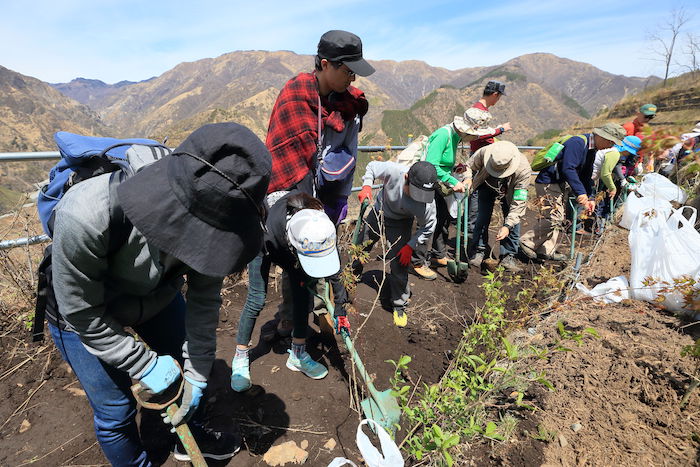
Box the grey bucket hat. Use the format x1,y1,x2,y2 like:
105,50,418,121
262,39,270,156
118,123,271,277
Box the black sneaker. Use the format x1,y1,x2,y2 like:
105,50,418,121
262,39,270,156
173,422,241,461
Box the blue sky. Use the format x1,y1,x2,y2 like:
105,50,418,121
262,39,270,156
1,0,699,84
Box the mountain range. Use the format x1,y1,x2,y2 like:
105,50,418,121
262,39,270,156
0,51,659,154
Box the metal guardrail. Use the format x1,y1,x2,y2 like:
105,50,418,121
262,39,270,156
0,145,545,250
0,145,544,163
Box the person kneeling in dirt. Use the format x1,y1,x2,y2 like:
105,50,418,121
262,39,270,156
231,192,350,392
47,123,271,465
354,160,437,327
464,141,530,273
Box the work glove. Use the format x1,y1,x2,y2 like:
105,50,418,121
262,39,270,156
626,176,637,184
161,376,207,430
358,185,372,204
397,244,413,267
336,316,351,335
138,355,181,395
620,178,629,188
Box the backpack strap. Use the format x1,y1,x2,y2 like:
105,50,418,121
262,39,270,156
107,171,133,253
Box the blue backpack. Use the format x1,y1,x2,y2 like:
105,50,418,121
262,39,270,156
37,131,171,236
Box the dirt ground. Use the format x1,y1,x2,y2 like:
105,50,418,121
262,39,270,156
1,207,699,466
479,223,700,467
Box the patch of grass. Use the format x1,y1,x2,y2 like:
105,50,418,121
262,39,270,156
561,94,590,119
466,67,527,88
526,128,563,146
381,109,429,146
410,91,439,111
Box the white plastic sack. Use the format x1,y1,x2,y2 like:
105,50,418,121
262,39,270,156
635,172,688,204
629,207,700,313
356,419,404,467
575,276,630,303
619,193,672,230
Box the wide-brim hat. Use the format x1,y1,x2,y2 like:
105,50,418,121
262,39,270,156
483,141,520,178
118,123,271,277
617,135,642,156
593,123,626,146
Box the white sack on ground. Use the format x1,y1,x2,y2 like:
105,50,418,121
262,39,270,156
356,419,404,467
635,172,688,204
619,193,672,230
576,276,630,303
629,207,700,317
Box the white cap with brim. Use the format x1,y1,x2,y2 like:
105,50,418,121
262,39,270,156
287,209,341,278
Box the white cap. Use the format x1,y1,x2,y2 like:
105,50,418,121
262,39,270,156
286,209,340,278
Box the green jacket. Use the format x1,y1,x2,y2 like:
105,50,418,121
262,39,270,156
425,124,462,187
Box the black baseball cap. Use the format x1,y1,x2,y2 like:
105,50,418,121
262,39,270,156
317,30,375,77
484,80,506,95
407,161,437,203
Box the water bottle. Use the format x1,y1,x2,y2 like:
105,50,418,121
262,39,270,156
544,142,564,163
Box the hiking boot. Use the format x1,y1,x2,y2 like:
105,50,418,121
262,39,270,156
431,256,449,267
537,251,568,262
173,422,241,461
519,242,537,260
230,355,251,392
286,350,328,379
393,308,408,327
468,252,484,268
411,264,437,281
499,255,523,273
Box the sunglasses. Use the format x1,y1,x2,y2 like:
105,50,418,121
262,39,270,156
331,61,356,78
644,114,655,120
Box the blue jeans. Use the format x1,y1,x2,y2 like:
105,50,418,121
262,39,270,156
237,253,312,346
49,294,186,467
468,184,521,257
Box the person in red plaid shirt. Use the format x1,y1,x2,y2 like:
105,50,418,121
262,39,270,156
264,30,373,339
265,30,372,201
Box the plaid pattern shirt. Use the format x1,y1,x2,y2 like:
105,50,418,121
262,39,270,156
265,72,367,193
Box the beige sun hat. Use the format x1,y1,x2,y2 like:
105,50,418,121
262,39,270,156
483,141,521,178
592,123,626,146
452,107,496,136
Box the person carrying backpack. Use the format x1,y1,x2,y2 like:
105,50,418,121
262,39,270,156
353,160,438,327
520,123,626,261
46,123,271,465
230,191,350,391
264,29,372,337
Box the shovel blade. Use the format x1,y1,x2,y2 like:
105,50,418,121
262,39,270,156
447,260,469,283
360,390,401,434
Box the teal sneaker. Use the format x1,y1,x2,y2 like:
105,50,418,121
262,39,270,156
285,350,328,380
230,355,251,392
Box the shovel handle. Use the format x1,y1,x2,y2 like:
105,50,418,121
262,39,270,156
352,199,370,245
166,404,207,467
341,330,384,401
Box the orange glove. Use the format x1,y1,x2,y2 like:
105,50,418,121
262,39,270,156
358,185,372,204
397,244,413,266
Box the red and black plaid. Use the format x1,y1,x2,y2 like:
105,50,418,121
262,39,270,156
265,72,368,193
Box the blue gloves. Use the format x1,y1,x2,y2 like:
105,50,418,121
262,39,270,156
162,377,207,429
139,355,180,394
